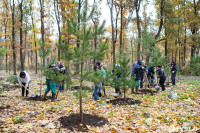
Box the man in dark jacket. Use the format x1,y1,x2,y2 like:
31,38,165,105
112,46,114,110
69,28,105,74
170,61,178,85
131,60,143,93
147,66,155,84
157,65,167,91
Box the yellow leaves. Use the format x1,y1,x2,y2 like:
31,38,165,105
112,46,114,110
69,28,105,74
189,94,194,97
110,128,118,133
42,130,46,133
23,109,27,113
90,106,95,110
124,126,133,130
152,126,156,130
67,109,71,113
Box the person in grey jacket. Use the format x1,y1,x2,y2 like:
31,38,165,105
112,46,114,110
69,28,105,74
157,65,167,91
170,61,178,85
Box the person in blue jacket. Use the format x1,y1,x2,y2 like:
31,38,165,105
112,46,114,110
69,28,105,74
59,61,66,92
147,66,156,84
131,60,143,93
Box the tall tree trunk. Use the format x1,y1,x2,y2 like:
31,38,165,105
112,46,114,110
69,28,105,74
20,0,24,71
107,0,116,65
4,21,8,73
24,23,27,68
11,0,16,75
30,2,38,73
175,39,177,63
39,0,45,67
191,0,197,59
120,3,123,50
165,31,168,64
135,0,141,60
54,0,61,61
183,0,186,65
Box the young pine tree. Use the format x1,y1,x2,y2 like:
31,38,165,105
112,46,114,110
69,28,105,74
61,0,108,122
111,52,137,101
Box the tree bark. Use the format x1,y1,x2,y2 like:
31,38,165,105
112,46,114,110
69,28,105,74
120,2,123,50
107,0,116,65
11,0,16,75
54,0,61,61
20,0,24,71
39,0,45,67
135,0,141,60
30,1,37,73
154,0,165,40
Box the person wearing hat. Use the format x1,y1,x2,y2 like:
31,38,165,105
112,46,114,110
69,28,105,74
17,71,30,97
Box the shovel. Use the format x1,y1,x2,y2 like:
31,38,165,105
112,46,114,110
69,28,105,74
20,84,38,98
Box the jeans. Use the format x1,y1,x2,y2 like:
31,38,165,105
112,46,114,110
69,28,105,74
94,83,102,100
159,78,166,91
45,80,56,94
171,73,176,85
59,81,65,92
22,83,29,97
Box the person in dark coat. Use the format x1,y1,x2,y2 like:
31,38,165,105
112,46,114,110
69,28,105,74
140,61,146,88
131,60,143,93
59,61,66,92
112,64,122,97
170,61,178,85
157,65,167,91
147,66,156,84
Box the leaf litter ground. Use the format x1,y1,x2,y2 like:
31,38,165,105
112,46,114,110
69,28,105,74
0,75,200,132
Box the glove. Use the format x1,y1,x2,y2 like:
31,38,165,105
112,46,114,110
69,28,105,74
172,71,174,73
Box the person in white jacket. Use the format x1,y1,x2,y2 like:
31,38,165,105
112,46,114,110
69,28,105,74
17,71,30,97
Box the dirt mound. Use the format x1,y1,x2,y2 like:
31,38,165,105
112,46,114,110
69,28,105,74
59,113,109,132
132,89,158,95
107,98,142,105
24,96,52,101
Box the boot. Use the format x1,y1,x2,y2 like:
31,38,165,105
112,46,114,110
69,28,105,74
131,88,134,94
44,92,48,100
51,94,56,102
136,86,139,93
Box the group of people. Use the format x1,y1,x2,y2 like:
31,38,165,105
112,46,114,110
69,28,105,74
17,60,178,101
17,61,66,101
93,60,178,100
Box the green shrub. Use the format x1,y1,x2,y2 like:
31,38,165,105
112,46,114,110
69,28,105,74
6,75,18,84
0,88,3,94
188,56,200,76
11,117,24,123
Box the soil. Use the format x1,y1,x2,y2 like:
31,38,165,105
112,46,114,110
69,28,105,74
0,105,10,110
59,113,109,132
107,98,142,105
70,86,92,91
3,85,21,91
132,89,158,95
24,96,52,101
